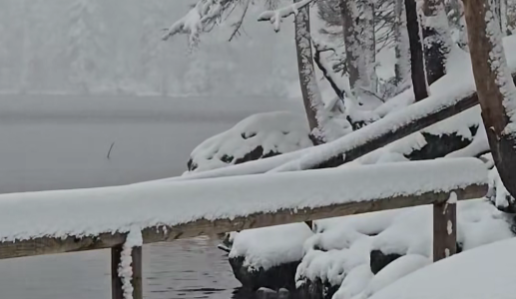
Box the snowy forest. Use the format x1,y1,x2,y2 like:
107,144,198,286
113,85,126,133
5,0,516,298
163,0,516,298
0,0,300,97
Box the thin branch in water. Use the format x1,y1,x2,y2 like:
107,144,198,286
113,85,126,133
107,142,115,160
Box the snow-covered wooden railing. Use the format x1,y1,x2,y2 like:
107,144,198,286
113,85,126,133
0,159,488,299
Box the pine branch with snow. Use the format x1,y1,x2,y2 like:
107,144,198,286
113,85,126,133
162,0,237,44
257,0,315,32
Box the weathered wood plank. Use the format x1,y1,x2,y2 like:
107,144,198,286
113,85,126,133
433,198,457,261
111,246,143,299
0,184,486,260
132,247,143,299
111,247,124,299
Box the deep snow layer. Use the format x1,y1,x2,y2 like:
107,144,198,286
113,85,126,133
0,158,486,242
370,237,516,299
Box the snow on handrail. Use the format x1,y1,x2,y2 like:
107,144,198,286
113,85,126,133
0,158,487,260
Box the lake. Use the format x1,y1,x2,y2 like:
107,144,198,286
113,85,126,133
0,95,300,298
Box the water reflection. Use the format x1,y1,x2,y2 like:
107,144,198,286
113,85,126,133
0,237,252,299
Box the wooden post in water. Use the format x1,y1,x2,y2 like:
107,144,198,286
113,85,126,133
433,195,457,261
111,246,143,299
132,247,143,299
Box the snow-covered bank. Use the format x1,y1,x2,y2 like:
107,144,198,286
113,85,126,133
369,237,516,299
228,199,513,297
161,35,516,181
0,158,486,242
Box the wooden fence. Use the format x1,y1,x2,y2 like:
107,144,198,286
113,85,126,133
0,184,487,299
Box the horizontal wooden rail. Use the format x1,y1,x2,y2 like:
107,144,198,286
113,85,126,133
0,183,486,260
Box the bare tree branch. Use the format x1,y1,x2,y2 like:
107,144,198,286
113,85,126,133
228,0,251,41
313,41,346,99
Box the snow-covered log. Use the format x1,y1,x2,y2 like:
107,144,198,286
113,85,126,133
271,80,484,171
0,159,487,259
463,0,516,199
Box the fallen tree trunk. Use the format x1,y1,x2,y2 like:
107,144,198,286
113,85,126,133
270,74,516,172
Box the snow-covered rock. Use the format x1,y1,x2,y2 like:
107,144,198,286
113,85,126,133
186,111,314,173
228,223,313,290
230,224,313,272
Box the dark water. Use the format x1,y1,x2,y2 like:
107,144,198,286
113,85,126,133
0,95,299,298
0,237,251,299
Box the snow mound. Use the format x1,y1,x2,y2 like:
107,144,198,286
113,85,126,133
356,254,430,299
293,199,512,297
369,237,516,299
229,223,313,271
186,111,313,173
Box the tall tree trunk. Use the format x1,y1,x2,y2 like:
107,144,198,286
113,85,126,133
294,0,326,144
341,0,361,94
405,0,429,101
421,0,452,85
463,0,516,198
362,0,377,93
394,0,411,86
341,0,376,107
457,1,469,51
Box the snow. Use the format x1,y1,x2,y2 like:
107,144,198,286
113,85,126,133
269,42,484,172
369,237,516,299
487,166,514,210
292,199,512,298
118,228,143,299
351,105,483,167
186,111,313,173
0,158,487,242
357,254,430,299
151,31,516,184
229,223,313,271
333,264,374,299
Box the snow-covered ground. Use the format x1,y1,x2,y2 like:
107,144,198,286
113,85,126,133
369,237,516,299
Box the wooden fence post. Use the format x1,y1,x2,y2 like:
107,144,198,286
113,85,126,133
111,246,143,299
433,196,457,261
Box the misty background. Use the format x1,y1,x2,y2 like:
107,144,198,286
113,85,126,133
0,0,299,97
